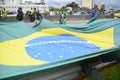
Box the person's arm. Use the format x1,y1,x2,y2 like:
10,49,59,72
22,12,24,20
38,12,43,19
16,13,19,20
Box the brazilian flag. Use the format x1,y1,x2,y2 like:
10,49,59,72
0,17,120,80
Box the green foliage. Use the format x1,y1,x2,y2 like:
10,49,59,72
65,2,79,10
49,7,55,11
101,64,120,80
49,7,60,11
61,6,66,10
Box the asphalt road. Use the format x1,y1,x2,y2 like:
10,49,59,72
27,20,89,26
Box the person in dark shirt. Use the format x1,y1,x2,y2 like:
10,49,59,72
16,8,24,21
32,8,43,25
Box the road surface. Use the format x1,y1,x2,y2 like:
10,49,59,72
27,20,89,26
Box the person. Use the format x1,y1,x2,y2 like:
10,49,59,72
17,7,21,13
91,8,99,18
59,10,68,24
59,11,64,24
32,8,43,25
2,8,7,16
0,10,2,17
29,8,34,22
63,10,68,24
16,8,24,21
114,10,120,19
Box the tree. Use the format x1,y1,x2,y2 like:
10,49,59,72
65,2,80,10
49,7,55,11
61,6,66,10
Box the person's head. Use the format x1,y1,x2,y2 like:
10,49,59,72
18,8,22,12
34,8,37,12
34,8,36,11
94,8,98,11
61,10,64,13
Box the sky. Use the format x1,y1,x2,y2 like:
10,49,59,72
23,0,120,9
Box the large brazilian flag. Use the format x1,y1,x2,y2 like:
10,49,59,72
0,17,120,79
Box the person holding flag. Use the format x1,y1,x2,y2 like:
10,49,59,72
2,8,7,17
59,10,68,24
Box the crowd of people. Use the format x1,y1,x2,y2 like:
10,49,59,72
16,7,43,25
0,7,43,25
0,7,120,25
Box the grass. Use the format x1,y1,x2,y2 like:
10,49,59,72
101,63,120,80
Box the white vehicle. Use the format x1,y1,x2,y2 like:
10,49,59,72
66,7,72,13
72,11,89,16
